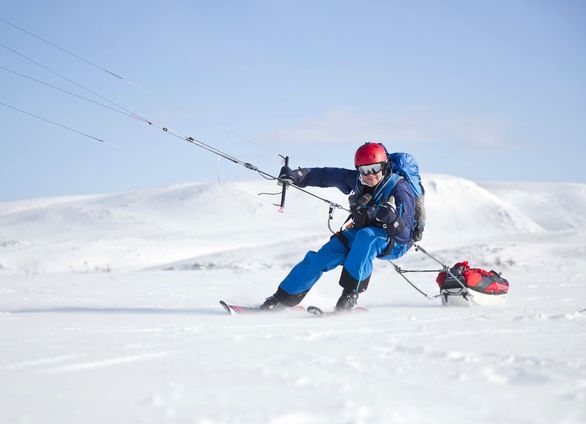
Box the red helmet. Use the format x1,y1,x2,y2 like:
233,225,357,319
354,142,388,167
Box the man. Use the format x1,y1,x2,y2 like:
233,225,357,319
261,142,417,312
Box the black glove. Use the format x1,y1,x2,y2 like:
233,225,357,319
375,202,397,225
278,166,307,186
375,202,402,236
412,224,424,242
348,193,372,227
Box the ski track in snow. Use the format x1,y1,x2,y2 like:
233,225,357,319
1,178,586,423
3,354,83,371
37,351,179,374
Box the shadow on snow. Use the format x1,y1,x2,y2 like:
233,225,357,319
4,306,226,316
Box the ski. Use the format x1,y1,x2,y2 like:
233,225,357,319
219,300,305,315
306,305,369,318
220,301,259,315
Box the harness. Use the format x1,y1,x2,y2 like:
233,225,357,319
332,171,404,256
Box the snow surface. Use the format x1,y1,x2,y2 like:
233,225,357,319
1,175,585,424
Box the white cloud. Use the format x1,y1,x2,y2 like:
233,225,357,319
267,106,512,148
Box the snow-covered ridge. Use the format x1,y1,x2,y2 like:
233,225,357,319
0,175,583,273
424,174,545,240
479,181,586,231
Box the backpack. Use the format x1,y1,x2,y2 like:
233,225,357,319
436,261,510,306
387,152,426,241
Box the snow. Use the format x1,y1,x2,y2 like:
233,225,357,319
1,175,585,423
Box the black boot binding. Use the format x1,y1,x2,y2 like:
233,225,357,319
335,289,359,312
260,292,287,311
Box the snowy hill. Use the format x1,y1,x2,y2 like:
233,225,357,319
480,181,586,231
1,176,585,424
0,174,552,273
424,174,544,242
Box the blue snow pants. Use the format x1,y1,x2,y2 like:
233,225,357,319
279,226,412,295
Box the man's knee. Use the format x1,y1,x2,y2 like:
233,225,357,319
354,227,378,241
301,250,319,262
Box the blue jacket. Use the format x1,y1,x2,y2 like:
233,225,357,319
294,167,415,244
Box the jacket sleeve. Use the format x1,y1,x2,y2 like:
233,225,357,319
390,179,415,244
295,167,357,195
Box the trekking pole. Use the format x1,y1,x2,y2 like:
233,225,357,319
413,243,469,291
388,261,440,300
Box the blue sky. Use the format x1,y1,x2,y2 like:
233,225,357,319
1,0,585,201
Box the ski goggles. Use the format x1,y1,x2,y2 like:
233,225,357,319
356,162,384,176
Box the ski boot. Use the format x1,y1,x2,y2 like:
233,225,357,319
259,292,288,311
335,289,359,312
